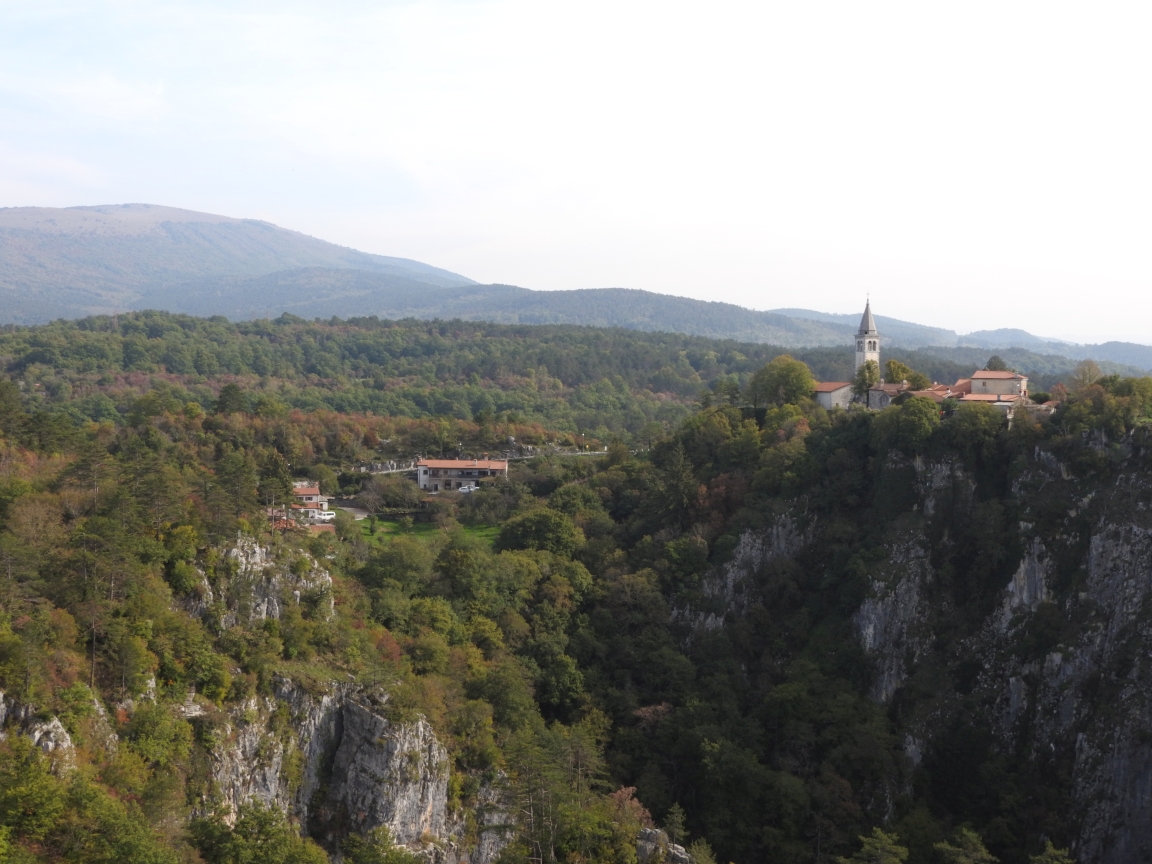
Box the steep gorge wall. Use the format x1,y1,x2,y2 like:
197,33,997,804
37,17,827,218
205,678,507,863
700,449,1152,864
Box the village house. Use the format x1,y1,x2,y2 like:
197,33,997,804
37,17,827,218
291,482,333,521
814,382,853,410
416,458,509,492
867,382,905,410
969,369,1028,398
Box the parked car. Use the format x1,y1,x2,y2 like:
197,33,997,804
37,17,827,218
458,484,478,494
315,509,336,522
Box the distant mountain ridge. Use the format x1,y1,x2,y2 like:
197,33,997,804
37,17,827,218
0,203,473,323
142,269,858,347
769,308,1075,350
767,307,1152,369
3,203,1151,371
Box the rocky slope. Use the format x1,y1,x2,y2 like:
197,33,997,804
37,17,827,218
203,677,509,863
186,538,512,861
689,443,1152,863
0,536,512,863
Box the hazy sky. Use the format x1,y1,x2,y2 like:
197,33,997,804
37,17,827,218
2,1,1149,343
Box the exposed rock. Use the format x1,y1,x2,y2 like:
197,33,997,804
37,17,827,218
637,827,693,864
853,535,935,703
317,701,448,845
204,678,510,864
182,537,334,628
26,717,75,770
680,513,813,633
997,537,1050,631
228,538,334,624
0,690,76,772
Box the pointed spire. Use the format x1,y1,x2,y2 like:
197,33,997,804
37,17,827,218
857,300,878,336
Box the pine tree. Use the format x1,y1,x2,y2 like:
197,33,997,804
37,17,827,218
837,828,908,864
1029,841,1075,864
935,828,998,863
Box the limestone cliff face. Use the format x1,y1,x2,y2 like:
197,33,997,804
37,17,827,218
314,700,449,845
694,445,1152,863
180,538,510,861
677,513,813,633
637,827,693,864
852,533,935,703
181,536,334,628
204,678,509,863
0,691,76,769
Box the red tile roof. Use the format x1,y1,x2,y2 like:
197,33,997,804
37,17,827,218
293,486,321,497
814,382,852,392
418,459,508,470
908,390,948,403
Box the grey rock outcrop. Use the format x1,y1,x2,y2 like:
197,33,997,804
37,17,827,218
0,690,76,771
204,678,510,864
678,513,812,633
316,701,448,846
182,537,334,628
853,534,935,703
637,827,693,864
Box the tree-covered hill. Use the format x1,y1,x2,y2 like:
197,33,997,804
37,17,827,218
0,313,1140,447
1,335,1149,863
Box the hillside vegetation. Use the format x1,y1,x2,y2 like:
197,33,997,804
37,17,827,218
1,311,1152,862
0,313,1140,450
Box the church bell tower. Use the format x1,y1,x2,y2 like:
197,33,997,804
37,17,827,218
855,300,880,372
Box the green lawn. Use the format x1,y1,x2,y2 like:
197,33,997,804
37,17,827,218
359,518,500,549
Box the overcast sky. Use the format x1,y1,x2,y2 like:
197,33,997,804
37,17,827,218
1,0,1149,343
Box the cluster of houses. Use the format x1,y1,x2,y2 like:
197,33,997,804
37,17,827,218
269,458,512,532
271,303,1046,532
812,302,1039,420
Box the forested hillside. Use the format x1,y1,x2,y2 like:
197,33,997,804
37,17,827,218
1,315,1151,863
0,312,1138,446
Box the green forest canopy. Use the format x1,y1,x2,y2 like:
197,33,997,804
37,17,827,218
1,318,1148,863
0,311,1139,443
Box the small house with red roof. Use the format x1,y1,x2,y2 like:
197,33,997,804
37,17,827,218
292,482,331,520
813,382,853,410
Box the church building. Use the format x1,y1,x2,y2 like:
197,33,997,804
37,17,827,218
855,300,880,373
810,299,1032,419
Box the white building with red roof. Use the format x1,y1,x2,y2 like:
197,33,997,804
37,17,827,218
417,459,508,492
292,482,332,520
813,381,853,410
970,369,1028,399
